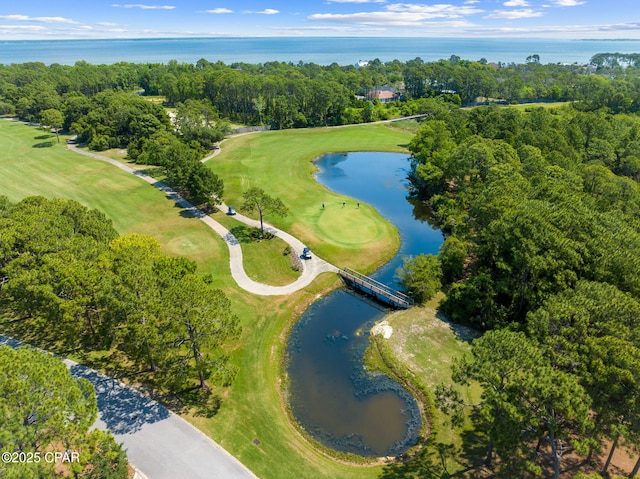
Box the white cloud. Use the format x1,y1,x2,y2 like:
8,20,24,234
464,21,640,37
0,15,29,21
310,14,477,27
0,15,78,24
504,0,529,6
551,0,585,5
272,25,385,32
485,9,544,19
326,0,387,3
309,3,482,26
384,4,482,16
0,25,47,31
111,4,176,9
97,22,120,26
243,9,279,15
206,8,233,14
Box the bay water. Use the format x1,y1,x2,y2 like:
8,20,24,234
3,37,640,66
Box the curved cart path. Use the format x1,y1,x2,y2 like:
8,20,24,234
68,145,338,295
0,335,258,479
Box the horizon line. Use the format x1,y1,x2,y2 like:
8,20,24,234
3,35,640,42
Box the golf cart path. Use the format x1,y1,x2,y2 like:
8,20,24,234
68,144,338,296
0,335,258,479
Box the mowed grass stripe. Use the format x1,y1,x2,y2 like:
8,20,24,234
208,124,413,272
197,124,414,479
0,119,228,279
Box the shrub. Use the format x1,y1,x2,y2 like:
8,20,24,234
396,254,442,304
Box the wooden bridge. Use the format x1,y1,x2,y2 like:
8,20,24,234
338,267,414,309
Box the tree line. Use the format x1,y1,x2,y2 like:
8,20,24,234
0,196,240,391
404,102,640,476
68,91,225,209
3,53,640,213
3,53,640,132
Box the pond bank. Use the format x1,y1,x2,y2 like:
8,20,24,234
286,152,444,458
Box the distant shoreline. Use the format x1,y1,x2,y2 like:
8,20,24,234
3,36,640,42
2,37,640,67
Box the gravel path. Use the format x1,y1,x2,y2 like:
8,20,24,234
68,144,339,295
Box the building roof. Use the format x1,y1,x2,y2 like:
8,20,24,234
366,89,397,101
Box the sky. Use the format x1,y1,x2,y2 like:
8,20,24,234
0,0,639,40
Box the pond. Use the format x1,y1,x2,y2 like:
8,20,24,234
286,152,444,457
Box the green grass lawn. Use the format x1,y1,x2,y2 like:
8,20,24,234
213,211,302,286
0,119,228,277
505,101,571,110
1,118,488,479
207,124,413,273
194,276,392,479
370,293,483,473
0,118,416,479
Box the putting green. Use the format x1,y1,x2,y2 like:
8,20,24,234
0,118,418,479
210,124,412,271
316,204,383,247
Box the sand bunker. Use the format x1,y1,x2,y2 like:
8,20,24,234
371,320,393,339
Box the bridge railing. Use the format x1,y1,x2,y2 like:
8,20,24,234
339,267,414,308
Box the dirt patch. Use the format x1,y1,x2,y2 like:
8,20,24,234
371,320,393,339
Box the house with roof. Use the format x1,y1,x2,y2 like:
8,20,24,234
359,86,401,104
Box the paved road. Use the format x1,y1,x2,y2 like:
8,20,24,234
68,144,339,295
0,335,258,479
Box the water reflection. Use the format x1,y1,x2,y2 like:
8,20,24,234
286,152,443,457
314,152,443,284
288,290,420,456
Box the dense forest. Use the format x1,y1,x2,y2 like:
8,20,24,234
2,52,640,131
2,52,639,210
2,51,639,210
0,197,240,392
406,100,640,476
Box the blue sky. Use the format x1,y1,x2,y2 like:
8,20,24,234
0,1,639,39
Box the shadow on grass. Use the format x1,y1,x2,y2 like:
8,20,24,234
458,410,493,470
35,134,55,140
0,312,80,357
435,311,480,344
178,207,200,219
33,141,55,148
137,166,164,178
378,439,477,479
177,203,218,219
0,330,171,436
161,386,222,419
74,349,223,421
229,224,271,243
0,317,222,429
